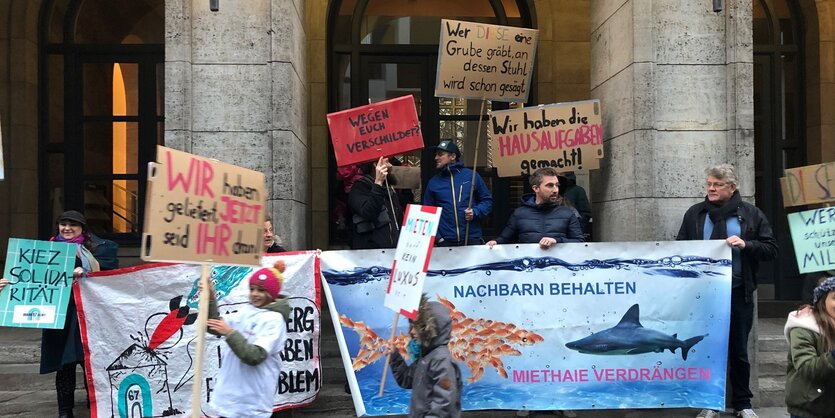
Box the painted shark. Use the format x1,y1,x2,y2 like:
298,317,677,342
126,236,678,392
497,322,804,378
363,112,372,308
564,304,706,360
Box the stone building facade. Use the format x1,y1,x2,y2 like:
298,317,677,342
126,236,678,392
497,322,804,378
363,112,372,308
0,0,833,302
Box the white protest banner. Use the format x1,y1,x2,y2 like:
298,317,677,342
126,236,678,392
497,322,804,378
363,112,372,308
322,241,731,416
435,19,538,102
489,100,603,177
1,238,76,329
384,204,442,319
77,252,321,417
787,207,835,273
142,145,266,266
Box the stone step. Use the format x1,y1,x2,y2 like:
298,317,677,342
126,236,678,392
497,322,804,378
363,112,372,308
758,376,787,408
0,391,90,418
0,363,85,392
757,351,788,377
758,334,788,353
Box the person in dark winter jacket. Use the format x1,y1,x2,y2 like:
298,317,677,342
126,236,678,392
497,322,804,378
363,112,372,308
348,156,404,249
677,164,778,418
487,167,584,249
263,216,287,253
423,140,492,246
389,294,462,418
558,171,591,234
783,276,835,418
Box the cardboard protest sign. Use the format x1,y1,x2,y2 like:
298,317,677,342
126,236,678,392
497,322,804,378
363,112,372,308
488,100,603,177
1,238,76,329
780,162,835,207
142,146,266,266
327,96,423,167
787,207,835,274
435,19,538,102
384,204,441,319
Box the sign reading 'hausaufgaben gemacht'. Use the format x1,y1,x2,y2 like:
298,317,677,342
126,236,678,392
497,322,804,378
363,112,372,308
435,19,538,102
142,146,266,266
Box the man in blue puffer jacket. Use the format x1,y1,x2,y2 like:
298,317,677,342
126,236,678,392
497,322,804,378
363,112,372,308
487,167,584,249
423,140,493,246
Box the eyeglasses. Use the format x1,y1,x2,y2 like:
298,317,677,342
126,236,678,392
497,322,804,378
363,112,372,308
706,181,729,188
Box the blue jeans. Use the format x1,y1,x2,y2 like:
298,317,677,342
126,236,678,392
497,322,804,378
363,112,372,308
728,286,754,411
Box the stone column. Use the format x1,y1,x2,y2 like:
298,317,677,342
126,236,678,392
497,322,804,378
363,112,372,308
590,0,753,242
166,0,309,250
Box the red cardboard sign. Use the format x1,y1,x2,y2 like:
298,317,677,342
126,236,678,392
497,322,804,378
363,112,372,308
327,95,424,167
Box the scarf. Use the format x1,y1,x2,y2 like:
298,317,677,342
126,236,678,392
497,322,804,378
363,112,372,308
706,190,742,239
52,234,100,273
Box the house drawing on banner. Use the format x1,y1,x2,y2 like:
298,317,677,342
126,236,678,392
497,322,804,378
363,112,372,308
107,344,176,418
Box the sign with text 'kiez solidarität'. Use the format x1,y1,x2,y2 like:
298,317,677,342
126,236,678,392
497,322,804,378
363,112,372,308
142,146,265,266
435,19,538,102
1,238,76,329
384,204,441,319
327,95,423,167
489,100,603,177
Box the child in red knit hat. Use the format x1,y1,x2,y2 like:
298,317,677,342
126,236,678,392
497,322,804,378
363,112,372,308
205,260,292,418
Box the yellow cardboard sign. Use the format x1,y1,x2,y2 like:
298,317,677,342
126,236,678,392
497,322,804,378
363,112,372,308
488,100,603,177
435,19,538,103
779,162,835,207
142,146,266,266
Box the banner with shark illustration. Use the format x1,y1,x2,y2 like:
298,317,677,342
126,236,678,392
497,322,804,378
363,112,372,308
77,252,321,418
321,241,732,416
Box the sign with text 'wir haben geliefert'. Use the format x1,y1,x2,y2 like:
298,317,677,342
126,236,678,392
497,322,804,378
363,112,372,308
435,19,538,102
142,146,265,266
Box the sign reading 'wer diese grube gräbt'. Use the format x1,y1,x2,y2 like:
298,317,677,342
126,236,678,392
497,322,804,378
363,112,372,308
435,19,538,102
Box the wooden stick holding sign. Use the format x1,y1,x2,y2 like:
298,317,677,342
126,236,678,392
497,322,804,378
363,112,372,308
464,98,487,246
190,265,211,418
379,204,442,395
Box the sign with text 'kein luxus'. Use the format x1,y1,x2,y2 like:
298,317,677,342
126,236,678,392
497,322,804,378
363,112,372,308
489,100,604,176
142,146,266,266
435,19,538,102
787,207,835,273
327,95,423,167
384,204,441,319
1,238,76,329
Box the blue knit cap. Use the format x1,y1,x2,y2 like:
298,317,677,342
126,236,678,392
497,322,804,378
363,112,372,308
812,277,835,306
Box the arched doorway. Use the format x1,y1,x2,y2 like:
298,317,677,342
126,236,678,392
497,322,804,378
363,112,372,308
326,0,536,246
753,0,805,300
38,0,164,244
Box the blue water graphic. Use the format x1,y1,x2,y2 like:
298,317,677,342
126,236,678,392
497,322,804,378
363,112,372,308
323,256,730,285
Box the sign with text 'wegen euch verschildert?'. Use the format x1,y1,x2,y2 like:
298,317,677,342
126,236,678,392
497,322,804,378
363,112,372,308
435,19,538,102
1,238,76,329
327,95,423,167
142,146,266,266
488,100,604,177
384,204,441,320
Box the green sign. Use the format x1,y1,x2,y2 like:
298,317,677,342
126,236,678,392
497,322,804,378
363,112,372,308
1,238,77,329
787,207,835,274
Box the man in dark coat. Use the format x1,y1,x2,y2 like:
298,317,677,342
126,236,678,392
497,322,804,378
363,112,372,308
487,167,584,249
676,164,777,418
348,156,404,249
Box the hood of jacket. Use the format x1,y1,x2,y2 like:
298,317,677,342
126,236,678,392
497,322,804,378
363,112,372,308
784,308,820,342
412,295,452,353
437,161,465,176
520,193,559,210
265,295,292,320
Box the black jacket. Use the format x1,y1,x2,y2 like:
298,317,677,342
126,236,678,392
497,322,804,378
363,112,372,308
348,175,404,249
676,198,778,300
494,194,584,244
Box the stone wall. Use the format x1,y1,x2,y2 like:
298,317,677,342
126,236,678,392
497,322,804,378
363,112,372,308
165,0,310,250
590,0,754,242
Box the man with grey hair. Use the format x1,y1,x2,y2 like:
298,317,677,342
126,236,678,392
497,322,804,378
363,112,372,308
677,164,778,418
